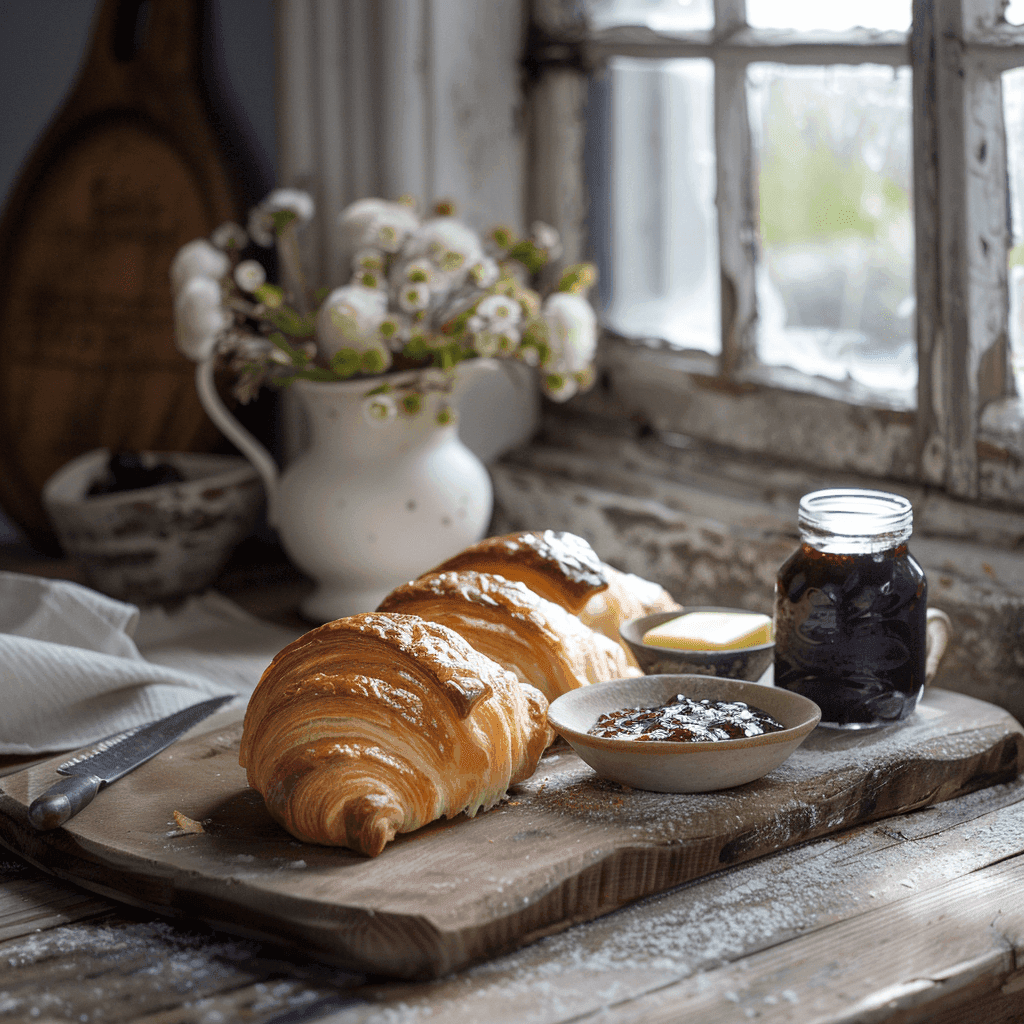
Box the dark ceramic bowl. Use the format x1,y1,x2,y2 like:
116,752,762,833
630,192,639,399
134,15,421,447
620,608,775,682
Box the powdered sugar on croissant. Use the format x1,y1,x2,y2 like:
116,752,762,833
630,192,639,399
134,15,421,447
238,612,549,857
378,570,640,704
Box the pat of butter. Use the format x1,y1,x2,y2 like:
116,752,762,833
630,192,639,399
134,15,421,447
642,611,773,651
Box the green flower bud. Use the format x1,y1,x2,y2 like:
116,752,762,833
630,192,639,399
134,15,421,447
490,225,516,251
255,283,284,309
330,348,362,377
271,208,299,233
362,348,387,374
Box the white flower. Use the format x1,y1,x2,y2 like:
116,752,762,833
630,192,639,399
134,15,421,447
353,247,386,274
269,346,296,365
399,216,486,292
541,291,597,374
469,256,500,289
315,284,392,367
363,392,398,426
248,189,315,247
211,221,248,250
401,257,437,285
338,198,420,266
170,239,229,295
398,281,431,313
351,269,386,291
542,373,579,403
379,314,410,351
531,220,562,260
475,293,522,331
174,277,231,360
234,259,267,293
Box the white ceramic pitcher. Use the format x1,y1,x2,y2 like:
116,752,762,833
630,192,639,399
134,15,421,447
196,358,493,621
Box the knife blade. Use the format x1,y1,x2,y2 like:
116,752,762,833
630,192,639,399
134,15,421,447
28,694,234,831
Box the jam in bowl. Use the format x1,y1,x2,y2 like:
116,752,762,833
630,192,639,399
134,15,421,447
547,674,821,793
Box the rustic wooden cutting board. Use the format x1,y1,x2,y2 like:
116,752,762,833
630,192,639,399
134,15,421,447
0,688,1020,981
0,0,264,551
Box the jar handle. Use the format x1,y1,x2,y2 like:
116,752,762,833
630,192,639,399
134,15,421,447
195,358,280,525
925,608,952,685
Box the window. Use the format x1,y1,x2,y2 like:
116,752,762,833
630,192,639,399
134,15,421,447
277,0,1024,508
527,0,1024,506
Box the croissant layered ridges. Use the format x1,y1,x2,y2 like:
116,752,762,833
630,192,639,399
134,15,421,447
427,530,609,614
239,613,550,857
239,533,683,858
378,570,639,704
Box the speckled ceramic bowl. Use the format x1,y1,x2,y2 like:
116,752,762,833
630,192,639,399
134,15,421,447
620,608,775,681
42,448,262,604
547,674,821,793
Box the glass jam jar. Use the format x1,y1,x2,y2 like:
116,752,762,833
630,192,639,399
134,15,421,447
773,488,927,728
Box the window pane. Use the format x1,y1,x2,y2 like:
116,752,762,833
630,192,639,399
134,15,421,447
746,0,910,32
749,63,915,400
1004,68,1024,394
588,0,713,32
596,57,720,353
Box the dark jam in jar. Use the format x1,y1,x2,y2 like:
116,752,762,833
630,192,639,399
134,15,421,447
588,694,785,742
773,489,927,728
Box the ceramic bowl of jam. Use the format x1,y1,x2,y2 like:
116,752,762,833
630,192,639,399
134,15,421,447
620,608,775,682
547,674,821,793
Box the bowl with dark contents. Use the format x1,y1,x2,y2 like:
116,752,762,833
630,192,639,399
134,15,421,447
42,448,262,604
547,674,821,793
620,608,776,682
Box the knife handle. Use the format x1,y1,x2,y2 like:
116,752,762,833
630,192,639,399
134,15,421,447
28,774,104,831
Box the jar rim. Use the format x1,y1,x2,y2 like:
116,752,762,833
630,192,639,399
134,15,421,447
798,488,913,544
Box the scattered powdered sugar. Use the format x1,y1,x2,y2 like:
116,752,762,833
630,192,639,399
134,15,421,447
0,918,330,1022
339,777,1024,1024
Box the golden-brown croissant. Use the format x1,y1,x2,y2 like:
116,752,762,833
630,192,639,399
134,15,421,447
425,530,608,614
378,570,640,704
238,612,550,857
580,564,682,656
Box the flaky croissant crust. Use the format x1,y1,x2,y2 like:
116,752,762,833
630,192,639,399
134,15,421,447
239,612,550,857
378,570,638,703
426,530,608,614
580,564,682,653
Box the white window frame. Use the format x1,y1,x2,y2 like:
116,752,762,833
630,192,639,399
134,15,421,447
276,0,1024,507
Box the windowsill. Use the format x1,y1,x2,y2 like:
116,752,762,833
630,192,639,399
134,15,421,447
602,329,917,410
580,333,1024,502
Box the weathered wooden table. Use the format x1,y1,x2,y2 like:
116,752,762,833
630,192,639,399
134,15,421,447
2,546,1024,1023
2,762,1024,1023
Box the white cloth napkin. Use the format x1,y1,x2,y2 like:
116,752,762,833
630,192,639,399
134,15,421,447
0,571,304,755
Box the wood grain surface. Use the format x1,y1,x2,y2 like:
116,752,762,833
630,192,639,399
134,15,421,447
0,689,1020,982
0,0,260,549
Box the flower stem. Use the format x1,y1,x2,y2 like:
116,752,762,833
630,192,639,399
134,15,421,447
277,222,311,315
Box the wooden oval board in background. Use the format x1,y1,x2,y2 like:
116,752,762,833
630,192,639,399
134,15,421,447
0,0,263,551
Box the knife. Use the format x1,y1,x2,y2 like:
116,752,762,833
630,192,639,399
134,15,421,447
28,694,234,831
